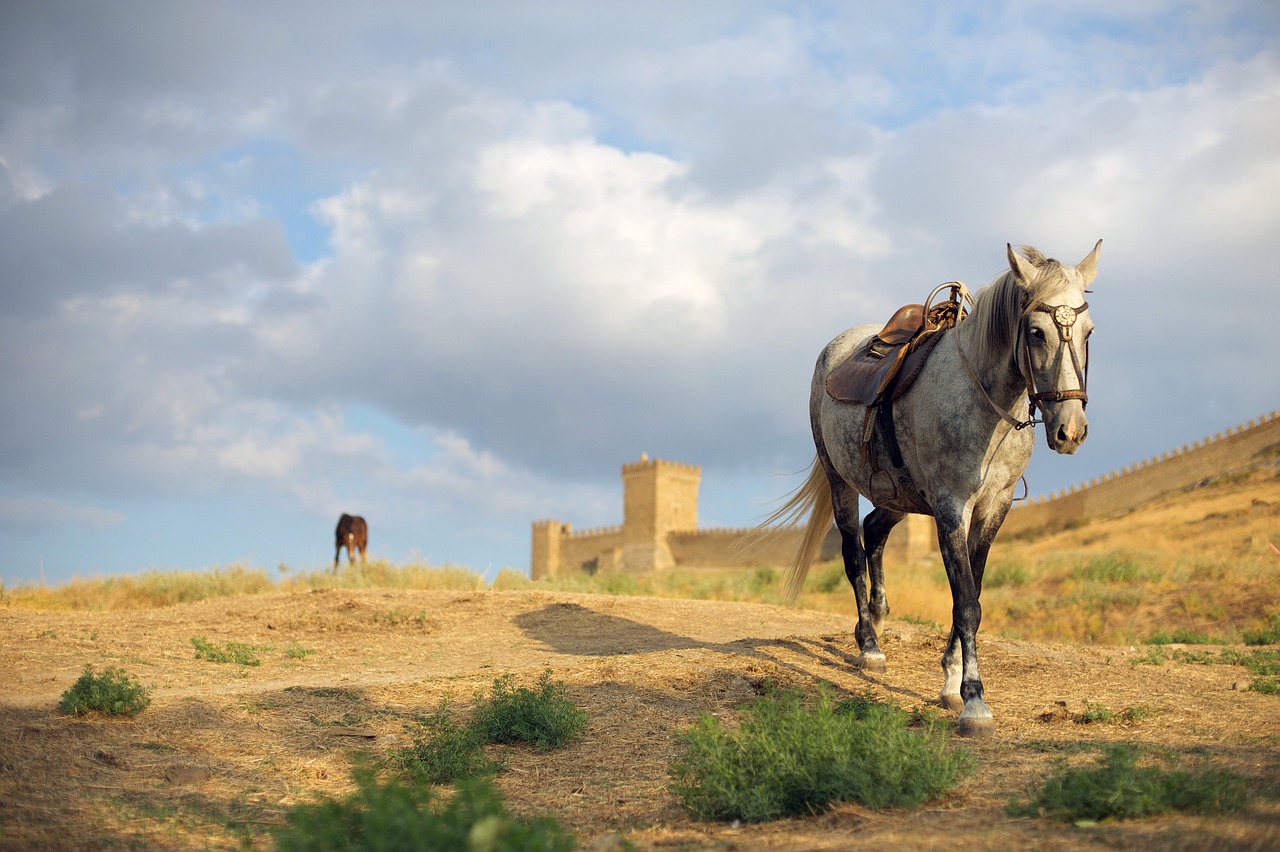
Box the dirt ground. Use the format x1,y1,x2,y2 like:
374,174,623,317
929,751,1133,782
2,588,1278,850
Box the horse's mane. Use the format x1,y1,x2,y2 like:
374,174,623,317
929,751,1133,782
962,246,1076,367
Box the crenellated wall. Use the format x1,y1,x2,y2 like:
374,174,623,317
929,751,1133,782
1000,410,1280,538
532,456,824,578
531,412,1280,579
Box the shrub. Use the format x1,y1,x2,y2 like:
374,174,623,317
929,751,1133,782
471,671,588,752
1243,613,1280,646
392,703,495,785
669,687,971,822
811,561,847,594
58,665,151,717
1008,744,1250,821
274,773,575,851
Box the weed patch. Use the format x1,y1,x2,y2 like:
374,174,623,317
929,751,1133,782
392,703,495,785
1144,628,1223,645
1132,646,1280,694
669,687,971,822
1008,744,1251,822
1244,613,1280,646
58,665,151,717
274,773,575,851
1073,553,1147,584
190,636,263,666
1222,648,1280,694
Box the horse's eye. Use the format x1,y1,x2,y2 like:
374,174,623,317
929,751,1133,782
1029,326,1046,341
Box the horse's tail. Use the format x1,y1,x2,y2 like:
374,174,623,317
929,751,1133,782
751,457,834,604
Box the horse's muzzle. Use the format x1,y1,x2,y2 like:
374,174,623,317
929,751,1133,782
1047,409,1088,454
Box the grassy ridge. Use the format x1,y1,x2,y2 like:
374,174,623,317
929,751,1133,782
4,470,1278,646
4,552,1276,647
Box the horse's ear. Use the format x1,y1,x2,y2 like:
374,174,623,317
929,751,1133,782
1006,243,1038,285
1076,239,1102,286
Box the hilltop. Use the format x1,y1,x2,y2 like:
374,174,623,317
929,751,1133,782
1,466,1278,848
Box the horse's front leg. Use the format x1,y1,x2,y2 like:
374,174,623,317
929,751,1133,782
831,481,885,672
935,508,994,737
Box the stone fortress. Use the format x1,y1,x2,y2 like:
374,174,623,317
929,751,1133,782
530,411,1280,579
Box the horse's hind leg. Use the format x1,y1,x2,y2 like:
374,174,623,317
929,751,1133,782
862,507,905,637
830,480,886,672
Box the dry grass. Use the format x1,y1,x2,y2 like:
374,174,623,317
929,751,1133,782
2,589,1277,850
5,469,1279,649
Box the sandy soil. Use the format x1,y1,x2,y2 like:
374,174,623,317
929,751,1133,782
2,588,1278,849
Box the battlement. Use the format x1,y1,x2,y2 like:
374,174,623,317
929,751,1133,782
1026,411,1279,505
532,412,1279,580
567,524,622,539
621,455,701,476
1002,410,1280,538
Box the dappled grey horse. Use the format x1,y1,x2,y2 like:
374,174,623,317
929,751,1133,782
772,242,1100,736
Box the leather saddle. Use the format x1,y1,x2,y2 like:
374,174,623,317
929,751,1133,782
826,295,963,406
823,284,970,508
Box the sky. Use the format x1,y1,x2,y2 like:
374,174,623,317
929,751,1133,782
2,1,1278,587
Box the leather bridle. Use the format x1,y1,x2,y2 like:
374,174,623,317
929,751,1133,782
1014,300,1090,428
956,298,1090,432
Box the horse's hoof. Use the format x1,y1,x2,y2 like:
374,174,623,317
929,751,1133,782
856,652,887,673
957,716,996,737
957,697,995,737
939,693,964,713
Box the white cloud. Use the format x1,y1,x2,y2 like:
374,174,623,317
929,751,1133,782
0,2,1277,583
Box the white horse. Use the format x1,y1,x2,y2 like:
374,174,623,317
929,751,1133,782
773,242,1101,736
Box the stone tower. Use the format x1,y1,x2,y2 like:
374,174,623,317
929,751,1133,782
529,519,567,580
619,454,700,572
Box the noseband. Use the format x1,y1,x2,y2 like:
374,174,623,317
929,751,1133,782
1018,300,1089,424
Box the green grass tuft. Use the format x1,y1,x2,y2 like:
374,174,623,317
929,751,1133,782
1073,702,1154,724
471,670,588,752
669,687,971,822
985,562,1030,588
191,636,263,666
58,665,151,717
1007,744,1251,822
1072,553,1147,583
274,773,575,851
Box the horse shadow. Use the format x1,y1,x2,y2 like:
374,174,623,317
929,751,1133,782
511,602,929,706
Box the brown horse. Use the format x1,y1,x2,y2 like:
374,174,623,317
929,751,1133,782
334,514,368,569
